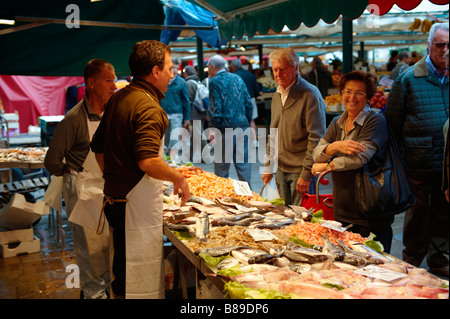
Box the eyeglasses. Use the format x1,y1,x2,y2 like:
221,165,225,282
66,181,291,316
434,42,449,50
342,89,366,98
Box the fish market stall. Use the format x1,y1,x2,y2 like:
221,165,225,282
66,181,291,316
163,165,449,299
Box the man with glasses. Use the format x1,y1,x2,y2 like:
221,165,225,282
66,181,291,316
385,23,449,278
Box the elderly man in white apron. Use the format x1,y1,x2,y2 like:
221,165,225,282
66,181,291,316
44,59,116,299
91,40,190,299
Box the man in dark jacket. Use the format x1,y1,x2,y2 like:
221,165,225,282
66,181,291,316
384,23,449,278
229,58,261,148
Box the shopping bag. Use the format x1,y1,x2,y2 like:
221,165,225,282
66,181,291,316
260,177,280,201
301,171,333,220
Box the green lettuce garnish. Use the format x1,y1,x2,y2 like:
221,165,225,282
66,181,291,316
224,281,293,299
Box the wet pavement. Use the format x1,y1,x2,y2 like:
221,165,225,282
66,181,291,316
0,160,439,299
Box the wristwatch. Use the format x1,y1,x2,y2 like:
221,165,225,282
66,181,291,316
326,162,332,171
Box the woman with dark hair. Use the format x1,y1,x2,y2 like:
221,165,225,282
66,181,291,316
311,70,393,252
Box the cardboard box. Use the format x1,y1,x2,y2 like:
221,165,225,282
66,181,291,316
0,236,40,258
0,193,49,230
0,227,34,245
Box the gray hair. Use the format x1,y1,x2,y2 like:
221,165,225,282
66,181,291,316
269,48,299,68
428,23,449,45
208,55,226,70
184,65,196,76
398,50,411,61
230,58,243,69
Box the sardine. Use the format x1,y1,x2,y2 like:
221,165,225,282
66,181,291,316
215,197,250,208
195,212,209,241
195,246,249,257
216,257,240,270
320,234,345,261
254,220,296,230
342,253,367,266
187,196,216,206
282,249,312,263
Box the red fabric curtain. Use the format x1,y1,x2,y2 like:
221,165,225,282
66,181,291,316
370,0,449,15
0,75,84,133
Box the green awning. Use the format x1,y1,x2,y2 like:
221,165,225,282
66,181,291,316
189,0,369,40
0,0,165,76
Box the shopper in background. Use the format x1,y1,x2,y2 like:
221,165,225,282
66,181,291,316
184,65,208,162
91,40,189,298
312,70,393,252
443,49,449,204
389,51,412,81
262,48,326,206
384,23,449,277
307,56,333,98
387,50,399,71
160,57,190,161
45,59,116,299
206,55,253,186
229,58,261,148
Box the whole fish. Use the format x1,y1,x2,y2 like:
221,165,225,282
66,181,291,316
289,262,312,274
272,257,290,267
286,242,329,263
216,257,240,270
248,254,275,264
320,234,345,261
254,220,296,230
195,212,209,242
337,239,384,265
348,241,393,263
187,196,216,206
231,250,251,265
195,246,249,257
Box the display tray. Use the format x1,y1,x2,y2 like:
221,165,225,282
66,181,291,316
162,166,449,300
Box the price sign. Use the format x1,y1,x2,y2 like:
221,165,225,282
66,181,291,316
246,229,279,242
354,265,408,282
232,179,253,196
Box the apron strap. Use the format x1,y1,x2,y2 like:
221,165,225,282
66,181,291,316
97,195,128,235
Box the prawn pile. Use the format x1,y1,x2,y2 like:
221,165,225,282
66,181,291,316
279,221,366,247
184,171,262,203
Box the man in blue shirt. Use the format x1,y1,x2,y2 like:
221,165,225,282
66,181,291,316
160,58,190,161
207,55,253,186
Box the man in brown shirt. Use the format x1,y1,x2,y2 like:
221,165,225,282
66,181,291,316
91,40,189,298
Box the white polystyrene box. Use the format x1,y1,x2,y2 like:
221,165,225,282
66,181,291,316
0,193,50,230
0,227,34,245
0,236,40,258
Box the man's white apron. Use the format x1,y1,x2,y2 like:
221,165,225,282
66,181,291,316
124,139,165,299
69,113,109,278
